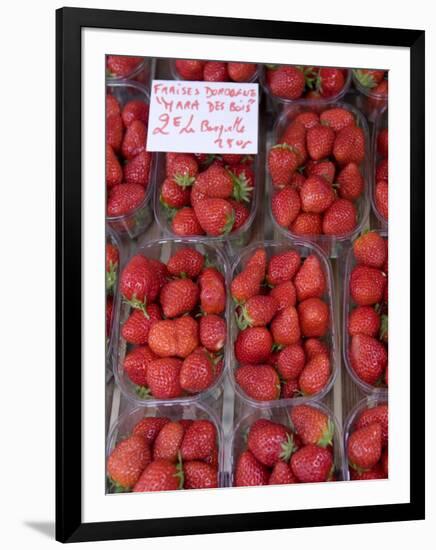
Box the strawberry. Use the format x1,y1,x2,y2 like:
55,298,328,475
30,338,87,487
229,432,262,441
322,198,357,235
269,461,299,485
235,364,280,401
204,446,219,468
350,465,386,480
194,164,234,198
291,212,322,235
375,180,388,220
335,162,363,200
333,126,365,166
106,243,119,291
298,297,329,338
199,315,226,352
160,278,199,318
203,61,229,82
349,334,387,385
276,344,305,381
381,449,388,476
161,178,191,209
227,62,257,82
146,357,183,399
290,404,334,447
320,107,354,132
280,122,307,165
377,128,389,158
106,145,123,188
229,200,250,231
132,417,170,445
267,250,301,285
148,316,199,358
107,55,142,77
300,175,335,213
290,444,333,482
123,345,157,389
350,265,386,305
199,267,226,314
167,154,198,187
106,94,121,118
376,158,389,181
281,378,300,399
107,184,145,217
348,306,380,337
306,124,335,160
148,259,169,292
181,420,216,460
121,120,147,160
299,354,331,396
106,296,113,337
306,159,336,184
304,338,329,360
106,114,123,152
194,198,235,236
190,182,208,208
179,419,194,433
167,248,204,279
270,306,300,346
222,154,244,166
294,111,319,129
353,232,387,268
123,151,152,187
180,347,216,393
318,67,345,97
353,69,385,88
247,419,295,467
235,450,270,486
237,295,278,329
121,99,149,128
184,461,218,489
294,254,326,301
107,435,151,490
153,421,184,462
133,459,182,492
272,187,301,227
348,423,382,470
268,144,299,187
172,207,204,236
270,280,297,311
235,327,273,364
231,269,262,304
120,255,161,310
267,65,305,100
355,404,388,448
175,59,206,80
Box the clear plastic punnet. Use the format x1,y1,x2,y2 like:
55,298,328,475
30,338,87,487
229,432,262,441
371,106,388,227
106,56,155,89
229,240,339,408
351,70,388,122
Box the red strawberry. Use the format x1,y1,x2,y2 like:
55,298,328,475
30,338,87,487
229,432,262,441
180,347,215,393
355,404,389,447
304,338,329,360
231,252,266,303
318,67,345,97
353,232,387,268
237,295,278,329
121,120,147,160
269,461,299,485
291,213,322,235
194,164,234,199
132,417,170,445
146,357,183,399
348,423,382,470
299,354,331,396
350,265,386,305
306,159,336,184
246,248,267,275
124,151,152,187
353,69,385,88
133,459,181,492
148,316,199,358
106,114,123,152
181,420,216,460
106,243,119,290
227,62,257,82
322,198,357,235
184,461,218,489
199,315,226,352
306,124,335,160
161,178,191,209
349,334,387,385
235,364,280,401
235,327,273,364
376,158,388,181
120,255,161,310
277,344,305,381
123,345,157,389
107,55,142,77
267,250,301,285
271,306,301,346
204,446,219,468
267,65,305,100
172,207,204,236
107,435,151,490
294,255,326,301
290,405,334,447
281,378,300,398
291,444,333,482
179,419,194,433
348,306,380,337
280,122,307,165
333,126,365,166
320,107,354,131
294,111,319,129
199,267,226,315
106,145,123,188
221,154,244,165
203,61,229,82
300,175,335,213
175,59,206,80
381,449,388,476
194,198,235,236
153,421,184,462
298,297,329,338
160,278,199,318
272,187,301,227
105,296,112,336
229,200,250,231
270,280,297,311
122,100,149,128
377,128,389,158
106,94,121,118
107,183,145,217
167,248,204,279
350,464,386,480
268,144,299,187
235,450,270,486
167,154,198,186
247,419,295,467
335,162,363,200
375,180,388,220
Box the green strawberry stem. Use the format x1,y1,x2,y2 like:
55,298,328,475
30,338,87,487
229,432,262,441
174,174,195,188
108,477,130,493
124,295,150,319
271,343,284,352
135,385,152,399
106,262,118,294
279,433,296,462
235,306,252,330
229,170,253,203
380,314,388,341
221,209,236,235
353,69,377,89
318,419,335,448
160,196,179,221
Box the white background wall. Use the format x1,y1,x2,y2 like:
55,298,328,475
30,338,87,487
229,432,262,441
0,0,433,548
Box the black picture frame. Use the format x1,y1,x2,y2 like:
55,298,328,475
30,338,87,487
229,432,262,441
56,7,425,543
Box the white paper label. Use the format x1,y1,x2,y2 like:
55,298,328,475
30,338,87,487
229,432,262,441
146,80,259,154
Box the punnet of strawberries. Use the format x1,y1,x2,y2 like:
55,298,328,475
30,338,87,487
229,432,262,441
346,231,388,389
346,400,388,480
231,246,334,401
234,404,340,486
118,245,227,400
174,59,258,83
107,415,220,492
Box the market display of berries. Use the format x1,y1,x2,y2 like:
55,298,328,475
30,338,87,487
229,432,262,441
118,245,227,399
374,123,388,222
345,232,388,389
174,60,258,82
107,415,220,491
269,105,367,238
158,153,255,237
231,247,334,401
264,65,349,101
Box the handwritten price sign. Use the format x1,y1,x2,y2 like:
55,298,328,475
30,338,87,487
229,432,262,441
146,80,259,154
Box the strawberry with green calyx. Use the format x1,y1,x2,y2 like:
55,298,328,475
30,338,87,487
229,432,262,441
290,405,334,447
236,295,278,329
247,419,296,467
228,169,254,203
194,198,235,236
133,459,183,492
122,303,162,345
167,154,198,187
353,69,385,89
120,255,165,316
281,121,307,165
107,435,151,491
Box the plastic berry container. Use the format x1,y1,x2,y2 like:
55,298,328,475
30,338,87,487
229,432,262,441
113,238,231,407
260,65,351,110
106,400,227,492
106,56,155,89
342,230,388,395
343,394,388,481
106,226,123,364
169,59,259,83
228,399,347,486
268,100,371,258
229,240,339,408
106,80,156,238
352,69,388,123
371,107,388,227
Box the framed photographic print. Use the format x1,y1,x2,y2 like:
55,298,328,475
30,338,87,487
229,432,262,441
56,6,425,543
